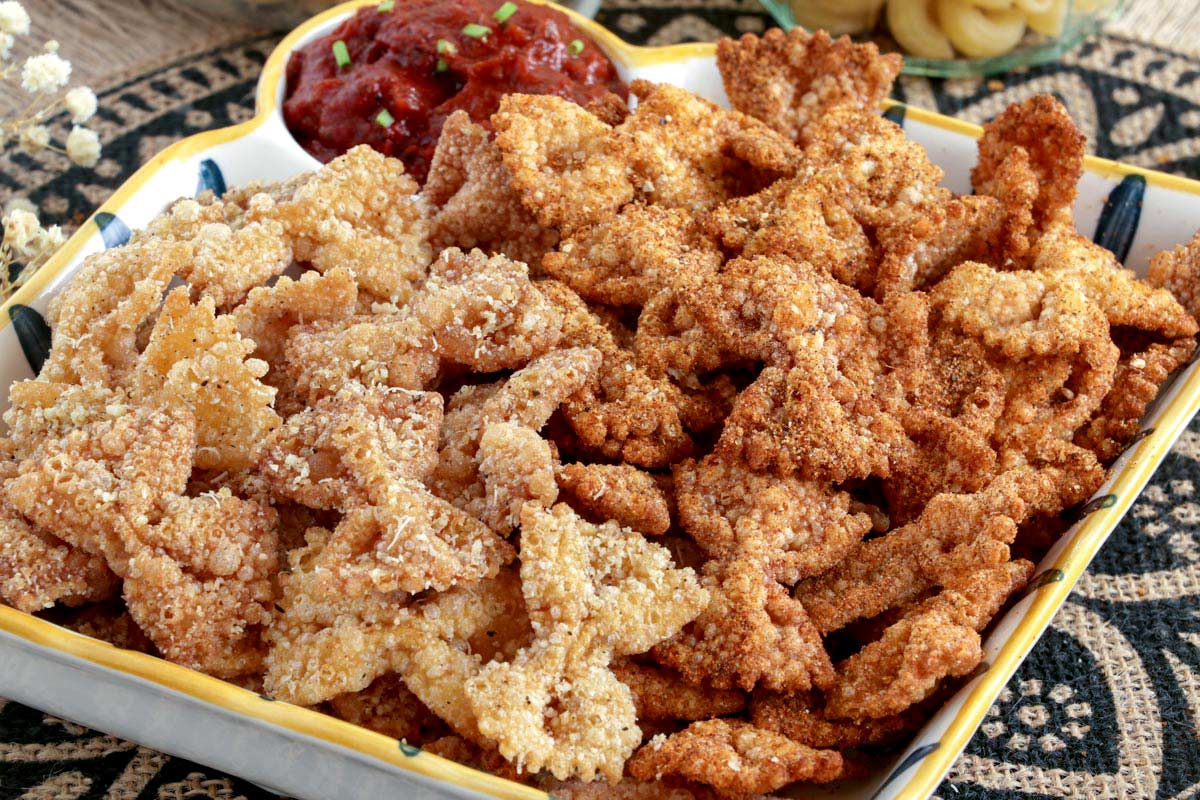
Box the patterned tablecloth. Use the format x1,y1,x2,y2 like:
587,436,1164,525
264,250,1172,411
2,2,1200,798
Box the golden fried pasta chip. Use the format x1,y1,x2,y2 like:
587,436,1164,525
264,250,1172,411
556,462,671,535
674,453,870,584
973,95,1084,236
825,560,1032,720
259,386,442,510
146,196,292,310
123,492,279,678
493,94,634,235
41,239,190,385
133,288,280,471
466,504,706,782
425,110,558,268
257,145,432,303
717,27,901,144
541,281,694,467
628,719,846,796
412,247,564,372
7,405,195,574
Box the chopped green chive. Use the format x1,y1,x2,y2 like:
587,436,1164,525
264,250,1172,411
436,38,457,55
377,0,394,11
462,23,491,38
332,40,351,68
568,38,584,55
436,58,448,72
493,1,518,22
376,109,394,127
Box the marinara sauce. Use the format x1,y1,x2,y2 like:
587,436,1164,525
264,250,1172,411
283,0,627,183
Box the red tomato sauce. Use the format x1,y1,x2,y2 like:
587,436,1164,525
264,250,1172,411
283,0,627,183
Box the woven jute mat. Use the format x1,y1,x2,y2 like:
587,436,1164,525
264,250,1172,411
2,1,1200,798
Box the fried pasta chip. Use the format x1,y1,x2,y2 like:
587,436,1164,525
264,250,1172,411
266,531,519,708
7,406,195,574
258,145,432,303
634,321,742,437
541,281,694,467
284,312,439,403
629,720,846,797
430,347,602,524
695,257,918,481
825,560,1033,720
717,27,901,144
387,569,531,743
493,94,634,235
973,146,1039,263
707,172,874,291
259,381,511,595
412,248,564,372
132,288,280,471
654,543,834,694
123,492,279,678
259,386,443,510
3,381,125,460
40,239,190,385
1033,228,1199,342
1075,338,1194,463
0,520,116,613
929,262,1119,458
613,661,745,721
872,194,1004,296
425,110,558,267
543,203,722,307
1032,229,1197,462
795,467,1053,634
465,504,707,782
883,409,998,527
972,95,1084,238
317,473,513,597
145,196,292,309
750,691,919,749
633,288,731,383
231,268,358,369
706,112,954,295
617,81,800,215
326,674,447,743
231,269,358,416
264,527,411,705
1149,229,1200,323
477,422,558,534
0,459,118,612
675,454,869,584
556,462,671,535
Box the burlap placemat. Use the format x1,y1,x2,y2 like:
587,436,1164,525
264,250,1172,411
2,2,1200,798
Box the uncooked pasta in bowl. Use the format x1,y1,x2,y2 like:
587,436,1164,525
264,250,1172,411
759,0,1125,77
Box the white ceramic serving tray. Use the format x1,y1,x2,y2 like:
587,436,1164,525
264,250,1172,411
2,3,1200,799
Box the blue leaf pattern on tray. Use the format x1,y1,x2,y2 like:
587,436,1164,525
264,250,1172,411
196,157,227,198
1092,174,1146,264
8,303,51,374
871,742,940,799
93,211,131,249
883,104,907,127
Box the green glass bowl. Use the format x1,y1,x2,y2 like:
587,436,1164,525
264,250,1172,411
758,0,1126,77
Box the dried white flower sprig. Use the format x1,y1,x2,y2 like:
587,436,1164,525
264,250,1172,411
0,0,103,298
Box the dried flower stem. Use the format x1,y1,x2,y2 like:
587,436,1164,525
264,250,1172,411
0,1,103,299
